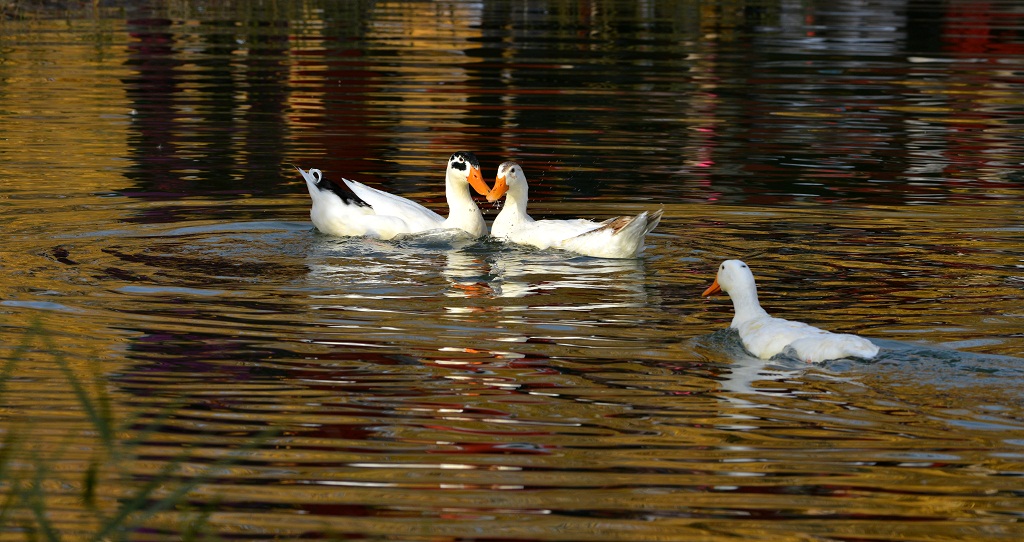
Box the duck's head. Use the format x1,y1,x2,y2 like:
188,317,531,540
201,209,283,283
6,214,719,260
448,151,490,196
702,259,755,297
487,161,525,203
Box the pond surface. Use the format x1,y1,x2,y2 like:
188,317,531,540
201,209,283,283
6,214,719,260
2,0,1024,540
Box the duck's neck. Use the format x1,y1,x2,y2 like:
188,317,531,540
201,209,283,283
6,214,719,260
444,173,486,236
728,285,769,327
492,183,532,237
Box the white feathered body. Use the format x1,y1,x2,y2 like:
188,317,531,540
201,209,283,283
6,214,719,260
706,260,879,363
300,171,444,239
487,162,661,259
296,153,487,240
732,310,880,363
492,211,660,259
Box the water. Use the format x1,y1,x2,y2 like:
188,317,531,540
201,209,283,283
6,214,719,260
2,1,1024,539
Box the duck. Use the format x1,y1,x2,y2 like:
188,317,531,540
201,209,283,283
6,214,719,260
484,161,662,259
702,259,879,363
296,151,491,240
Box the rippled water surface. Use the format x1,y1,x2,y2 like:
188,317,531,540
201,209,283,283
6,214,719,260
2,1,1024,540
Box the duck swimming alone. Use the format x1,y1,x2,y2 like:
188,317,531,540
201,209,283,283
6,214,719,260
296,151,491,240
485,161,662,259
702,259,880,363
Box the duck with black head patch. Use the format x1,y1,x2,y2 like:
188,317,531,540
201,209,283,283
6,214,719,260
295,151,491,240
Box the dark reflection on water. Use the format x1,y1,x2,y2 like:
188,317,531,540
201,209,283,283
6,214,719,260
104,0,1024,208
1,0,1024,540
122,12,292,206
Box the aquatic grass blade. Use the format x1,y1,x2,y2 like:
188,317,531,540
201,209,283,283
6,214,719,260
90,426,279,541
114,427,280,536
89,456,186,542
27,461,62,542
0,430,22,529
40,334,115,448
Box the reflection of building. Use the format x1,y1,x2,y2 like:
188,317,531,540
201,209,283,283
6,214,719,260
925,1,1024,197
123,8,292,215
666,0,1024,206
289,1,485,196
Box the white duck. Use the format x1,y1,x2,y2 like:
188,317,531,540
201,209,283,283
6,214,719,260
296,151,491,240
702,260,879,363
485,161,662,259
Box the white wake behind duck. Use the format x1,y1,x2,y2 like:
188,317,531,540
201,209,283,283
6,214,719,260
485,161,662,259
702,260,879,363
296,151,491,240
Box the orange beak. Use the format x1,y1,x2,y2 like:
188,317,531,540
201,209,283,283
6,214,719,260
486,174,509,203
702,279,722,297
468,166,490,196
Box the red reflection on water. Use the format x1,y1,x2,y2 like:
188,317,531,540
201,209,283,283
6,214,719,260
943,2,1024,56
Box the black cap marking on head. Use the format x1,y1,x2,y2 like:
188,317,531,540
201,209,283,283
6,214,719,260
449,151,480,172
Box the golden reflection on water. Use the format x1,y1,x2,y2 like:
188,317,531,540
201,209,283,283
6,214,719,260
2,3,1024,540
3,191,1024,538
